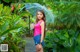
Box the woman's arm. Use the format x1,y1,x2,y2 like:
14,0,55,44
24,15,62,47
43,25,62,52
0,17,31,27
40,21,45,43
30,23,35,30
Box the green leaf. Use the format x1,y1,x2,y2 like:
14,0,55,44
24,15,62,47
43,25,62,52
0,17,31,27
0,26,22,36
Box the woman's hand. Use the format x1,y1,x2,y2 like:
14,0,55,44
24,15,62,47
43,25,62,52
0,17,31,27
30,23,35,30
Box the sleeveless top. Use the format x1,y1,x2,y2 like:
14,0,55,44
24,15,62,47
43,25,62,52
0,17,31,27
34,20,43,36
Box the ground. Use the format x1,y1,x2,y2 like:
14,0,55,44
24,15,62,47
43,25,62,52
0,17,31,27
25,37,36,52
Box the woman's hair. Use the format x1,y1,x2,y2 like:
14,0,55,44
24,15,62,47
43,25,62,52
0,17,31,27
36,10,46,38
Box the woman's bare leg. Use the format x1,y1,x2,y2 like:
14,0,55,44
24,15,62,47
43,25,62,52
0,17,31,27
36,44,43,52
38,44,43,52
36,44,40,52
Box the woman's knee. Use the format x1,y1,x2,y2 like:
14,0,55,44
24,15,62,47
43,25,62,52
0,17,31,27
36,44,42,51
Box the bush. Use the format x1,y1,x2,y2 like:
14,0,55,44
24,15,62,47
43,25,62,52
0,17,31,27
44,29,80,52
0,4,30,52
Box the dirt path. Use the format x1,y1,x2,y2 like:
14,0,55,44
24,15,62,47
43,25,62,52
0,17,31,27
25,37,36,52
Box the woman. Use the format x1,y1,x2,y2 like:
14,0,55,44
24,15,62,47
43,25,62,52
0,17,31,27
31,10,46,52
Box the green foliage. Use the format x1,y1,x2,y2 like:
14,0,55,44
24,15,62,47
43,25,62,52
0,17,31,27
0,0,80,52
45,2,80,29
3,0,11,3
0,4,30,52
44,29,80,52
44,1,80,52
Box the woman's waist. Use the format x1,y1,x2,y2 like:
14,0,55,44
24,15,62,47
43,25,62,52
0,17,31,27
34,28,41,31
34,31,41,34
34,33,41,36
34,30,41,33
34,29,41,36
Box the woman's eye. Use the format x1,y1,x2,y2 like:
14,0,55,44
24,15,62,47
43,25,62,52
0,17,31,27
37,14,40,15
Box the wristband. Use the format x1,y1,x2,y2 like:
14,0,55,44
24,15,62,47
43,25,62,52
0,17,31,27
39,42,42,44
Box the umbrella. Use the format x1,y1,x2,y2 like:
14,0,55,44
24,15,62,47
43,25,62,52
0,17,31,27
25,3,55,23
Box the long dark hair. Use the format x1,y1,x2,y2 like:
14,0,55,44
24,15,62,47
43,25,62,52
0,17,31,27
36,10,46,38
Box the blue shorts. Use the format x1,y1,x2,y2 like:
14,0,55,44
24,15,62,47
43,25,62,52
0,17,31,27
33,34,45,47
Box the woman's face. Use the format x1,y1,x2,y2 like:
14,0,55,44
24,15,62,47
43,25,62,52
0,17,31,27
37,11,43,20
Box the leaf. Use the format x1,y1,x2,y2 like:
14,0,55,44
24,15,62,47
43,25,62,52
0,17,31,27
0,26,22,36
3,0,11,3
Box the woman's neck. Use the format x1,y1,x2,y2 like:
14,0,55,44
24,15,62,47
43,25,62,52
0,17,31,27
38,19,43,22
36,19,43,23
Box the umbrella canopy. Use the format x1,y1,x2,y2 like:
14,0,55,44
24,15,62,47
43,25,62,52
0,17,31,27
25,3,55,23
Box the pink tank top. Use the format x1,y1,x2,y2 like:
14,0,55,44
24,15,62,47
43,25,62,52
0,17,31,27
34,20,43,36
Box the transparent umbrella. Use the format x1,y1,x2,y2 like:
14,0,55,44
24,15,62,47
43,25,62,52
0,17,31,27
25,3,55,23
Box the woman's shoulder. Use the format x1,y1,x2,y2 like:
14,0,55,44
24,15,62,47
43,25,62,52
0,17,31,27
40,20,45,25
40,20,44,22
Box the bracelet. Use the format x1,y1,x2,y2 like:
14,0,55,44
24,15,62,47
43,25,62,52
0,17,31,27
39,42,42,44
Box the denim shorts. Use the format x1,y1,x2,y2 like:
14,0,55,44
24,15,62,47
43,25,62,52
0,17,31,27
33,34,45,47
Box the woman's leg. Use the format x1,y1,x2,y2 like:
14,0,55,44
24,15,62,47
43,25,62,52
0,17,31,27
36,44,43,52
36,44,41,52
37,44,43,52
39,44,43,52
